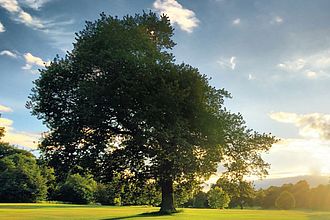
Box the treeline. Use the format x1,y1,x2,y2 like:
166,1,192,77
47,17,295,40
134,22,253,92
1,141,330,210
185,179,330,211
255,180,330,210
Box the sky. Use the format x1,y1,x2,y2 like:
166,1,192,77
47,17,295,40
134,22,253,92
1,0,330,183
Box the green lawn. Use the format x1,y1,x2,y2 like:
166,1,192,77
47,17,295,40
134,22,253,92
0,204,330,220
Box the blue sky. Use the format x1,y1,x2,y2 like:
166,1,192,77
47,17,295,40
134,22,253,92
1,0,330,181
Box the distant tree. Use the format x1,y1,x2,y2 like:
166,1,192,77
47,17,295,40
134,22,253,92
260,186,281,209
0,153,48,202
309,184,330,210
253,188,266,207
208,186,230,209
58,174,97,204
215,176,255,209
291,180,310,209
28,12,276,213
275,191,296,210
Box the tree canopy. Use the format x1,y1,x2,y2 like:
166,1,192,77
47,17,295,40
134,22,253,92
28,11,276,213
0,144,48,202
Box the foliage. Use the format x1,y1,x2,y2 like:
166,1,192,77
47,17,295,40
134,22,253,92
120,178,161,206
57,174,97,204
174,178,202,207
28,11,276,212
275,191,296,210
0,153,48,202
208,187,230,209
94,173,161,206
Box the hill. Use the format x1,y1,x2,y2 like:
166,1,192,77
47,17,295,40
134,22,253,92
254,175,329,189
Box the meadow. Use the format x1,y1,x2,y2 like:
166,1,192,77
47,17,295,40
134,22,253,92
1,204,330,220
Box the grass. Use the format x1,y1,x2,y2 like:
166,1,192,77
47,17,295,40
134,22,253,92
1,204,330,220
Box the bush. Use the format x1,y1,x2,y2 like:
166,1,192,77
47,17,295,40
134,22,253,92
193,191,208,208
208,187,230,209
58,174,96,204
114,197,121,206
0,153,48,202
275,191,296,210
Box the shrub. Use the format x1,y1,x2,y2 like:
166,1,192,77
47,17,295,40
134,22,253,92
58,174,96,204
114,197,121,206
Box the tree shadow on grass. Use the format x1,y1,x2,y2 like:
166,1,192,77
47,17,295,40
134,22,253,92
308,213,330,220
102,211,181,220
0,205,90,209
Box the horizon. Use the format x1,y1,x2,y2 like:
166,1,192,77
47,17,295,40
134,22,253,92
1,0,330,185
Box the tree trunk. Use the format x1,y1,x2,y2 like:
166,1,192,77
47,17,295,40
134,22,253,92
160,178,176,214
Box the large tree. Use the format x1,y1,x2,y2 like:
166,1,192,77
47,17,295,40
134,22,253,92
28,12,276,213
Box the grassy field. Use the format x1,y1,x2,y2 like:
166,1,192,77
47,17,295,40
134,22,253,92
1,204,330,220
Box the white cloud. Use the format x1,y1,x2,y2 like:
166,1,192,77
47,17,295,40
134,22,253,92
217,56,237,70
271,16,284,24
22,52,50,73
277,58,306,72
305,70,318,79
0,117,40,149
0,0,44,29
1,50,49,73
277,50,330,79
0,50,17,58
0,21,5,32
267,111,330,178
153,0,199,33
0,0,19,12
232,18,240,25
248,74,255,80
23,52,50,67
1,0,75,49
17,10,43,28
264,138,330,178
22,63,32,70
0,104,13,112
18,0,49,10
270,112,330,140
